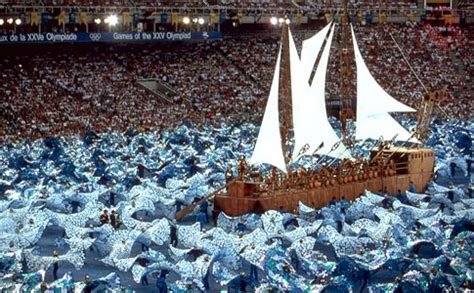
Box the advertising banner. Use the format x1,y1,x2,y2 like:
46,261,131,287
0,31,222,44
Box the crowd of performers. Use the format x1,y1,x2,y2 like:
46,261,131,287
1,177,472,292
0,117,472,291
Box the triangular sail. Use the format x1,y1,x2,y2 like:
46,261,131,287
250,47,287,173
289,29,310,161
300,22,332,82
350,25,418,142
293,24,352,160
356,112,417,142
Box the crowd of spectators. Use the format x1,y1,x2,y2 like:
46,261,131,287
220,23,472,118
0,41,264,141
356,23,471,117
298,0,418,12
1,45,162,140
458,0,474,9
0,22,472,142
3,0,419,8
455,25,473,87
219,34,279,90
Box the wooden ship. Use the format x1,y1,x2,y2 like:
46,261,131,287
176,4,442,220
211,17,440,217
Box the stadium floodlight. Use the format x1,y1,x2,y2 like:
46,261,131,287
0,19,4,26
270,17,278,25
94,18,101,24
15,18,21,25
278,18,284,24
106,15,118,26
198,17,205,25
7,18,13,24
183,16,190,25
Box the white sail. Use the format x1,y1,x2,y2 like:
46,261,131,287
289,29,311,161
356,112,417,142
350,25,418,142
250,47,287,173
300,22,332,83
294,24,352,160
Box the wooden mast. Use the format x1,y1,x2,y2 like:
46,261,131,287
338,0,356,136
416,88,447,142
278,21,293,168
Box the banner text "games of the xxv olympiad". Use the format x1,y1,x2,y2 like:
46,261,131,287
0,31,222,44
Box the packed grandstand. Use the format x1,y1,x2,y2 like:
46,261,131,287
0,1,473,292
1,22,472,141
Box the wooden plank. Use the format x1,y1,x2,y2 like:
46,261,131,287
176,180,236,220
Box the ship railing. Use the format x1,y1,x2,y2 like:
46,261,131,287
394,161,409,174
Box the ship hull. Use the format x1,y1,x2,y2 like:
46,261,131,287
213,148,435,217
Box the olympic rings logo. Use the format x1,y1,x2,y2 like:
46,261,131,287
89,33,102,41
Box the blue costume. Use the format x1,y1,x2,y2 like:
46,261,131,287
250,264,258,281
409,183,416,193
396,190,407,204
156,276,168,293
200,200,209,222
70,201,80,213
52,262,59,280
197,211,207,230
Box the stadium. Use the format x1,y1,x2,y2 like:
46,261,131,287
0,0,473,292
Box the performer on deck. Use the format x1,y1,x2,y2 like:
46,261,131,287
271,167,278,190
238,156,247,180
225,166,233,183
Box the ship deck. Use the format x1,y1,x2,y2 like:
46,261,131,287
214,173,433,217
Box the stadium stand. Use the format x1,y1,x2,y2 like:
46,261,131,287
1,22,472,141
